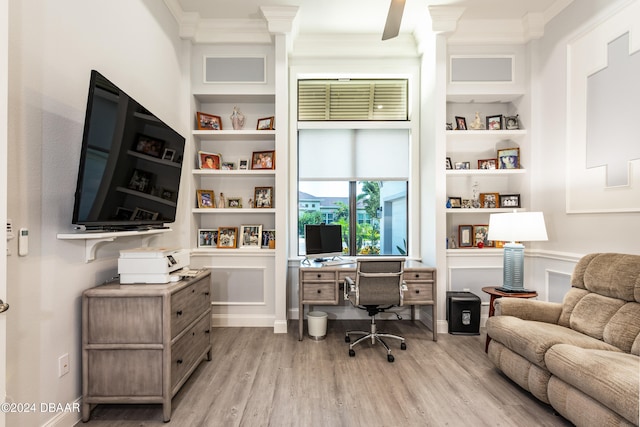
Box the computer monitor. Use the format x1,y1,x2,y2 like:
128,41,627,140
304,224,343,261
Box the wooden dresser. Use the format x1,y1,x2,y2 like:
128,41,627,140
81,269,212,422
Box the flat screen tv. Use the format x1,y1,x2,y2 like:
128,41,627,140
304,224,343,261
72,70,185,231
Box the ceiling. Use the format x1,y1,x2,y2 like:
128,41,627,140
174,0,572,39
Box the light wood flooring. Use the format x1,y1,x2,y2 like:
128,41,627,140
80,320,573,426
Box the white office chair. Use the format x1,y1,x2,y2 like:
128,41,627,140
344,260,407,362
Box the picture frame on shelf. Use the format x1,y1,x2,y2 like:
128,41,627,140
473,225,492,247
505,115,519,130
161,189,174,201
114,207,133,220
479,192,499,208
254,186,273,208
238,159,249,170
486,114,503,130
239,224,262,249
446,157,453,170
162,148,176,161
447,197,462,208
217,227,238,249
458,225,473,247
221,162,235,170
455,116,467,130
497,147,520,169
257,116,274,130
131,207,158,221
127,169,154,193
461,199,473,209
251,150,275,170
196,189,215,208
198,229,217,248
196,112,222,130
198,151,221,169
133,134,165,158
261,229,275,249
227,197,242,208
454,161,470,170
478,158,497,170
500,194,521,208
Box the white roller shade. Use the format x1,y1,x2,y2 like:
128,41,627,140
299,129,409,180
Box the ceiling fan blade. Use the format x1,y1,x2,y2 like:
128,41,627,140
382,0,406,40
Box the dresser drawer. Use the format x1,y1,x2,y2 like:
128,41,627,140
403,282,434,303
337,272,355,283
171,313,211,389
301,270,336,281
302,282,337,303
171,277,211,338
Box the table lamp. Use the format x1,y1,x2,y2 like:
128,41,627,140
487,211,548,292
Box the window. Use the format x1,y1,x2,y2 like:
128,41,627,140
298,128,409,256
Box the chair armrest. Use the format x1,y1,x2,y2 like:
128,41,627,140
494,298,562,324
343,276,355,301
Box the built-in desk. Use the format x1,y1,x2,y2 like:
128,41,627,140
298,260,437,341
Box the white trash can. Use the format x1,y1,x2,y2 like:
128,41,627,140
307,311,328,340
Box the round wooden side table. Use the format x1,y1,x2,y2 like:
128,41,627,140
482,286,538,352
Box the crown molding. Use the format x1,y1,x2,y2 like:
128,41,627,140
428,6,466,34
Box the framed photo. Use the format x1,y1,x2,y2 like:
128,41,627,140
114,207,134,220
217,227,238,249
133,134,165,158
131,207,158,221
127,169,154,193
497,147,520,169
486,114,503,130
198,229,218,248
198,151,221,169
455,116,467,130
447,197,462,208
221,162,235,170
251,150,275,170
473,225,492,247
227,197,242,208
261,229,275,249
446,157,453,170
454,161,470,170
500,194,521,208
196,189,215,208
505,115,519,130
161,189,174,201
461,199,473,209
479,192,499,208
162,148,176,161
238,159,249,170
239,225,263,249
458,225,473,247
257,116,275,130
196,112,222,130
478,158,497,170
254,186,273,208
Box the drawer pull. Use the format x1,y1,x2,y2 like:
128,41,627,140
204,292,210,296
415,290,420,294
177,310,183,316
317,289,322,294
177,359,183,365
205,329,210,334
317,274,322,278
415,274,420,278
192,332,196,336
192,289,195,293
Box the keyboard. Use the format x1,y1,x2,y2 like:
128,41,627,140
321,259,354,266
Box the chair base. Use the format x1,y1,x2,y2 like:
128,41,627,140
345,317,406,362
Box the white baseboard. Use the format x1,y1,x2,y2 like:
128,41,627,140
41,397,82,427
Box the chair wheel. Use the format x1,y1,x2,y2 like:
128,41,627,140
345,336,351,343
349,349,356,357
387,354,395,363
401,342,407,350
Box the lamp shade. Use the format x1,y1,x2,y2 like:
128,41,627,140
487,212,548,243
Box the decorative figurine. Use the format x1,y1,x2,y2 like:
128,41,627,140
218,192,226,209
230,106,245,130
449,235,457,249
469,112,485,130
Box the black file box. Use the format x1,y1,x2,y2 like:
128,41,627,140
446,291,481,335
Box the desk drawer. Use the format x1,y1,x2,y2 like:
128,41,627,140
403,271,434,282
404,282,434,303
302,271,336,281
171,277,211,338
302,282,337,303
337,272,354,283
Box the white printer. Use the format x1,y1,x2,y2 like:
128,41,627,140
118,247,190,284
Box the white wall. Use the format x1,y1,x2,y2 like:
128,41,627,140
6,1,187,425
530,0,640,257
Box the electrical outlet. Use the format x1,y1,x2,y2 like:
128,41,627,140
58,353,69,377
